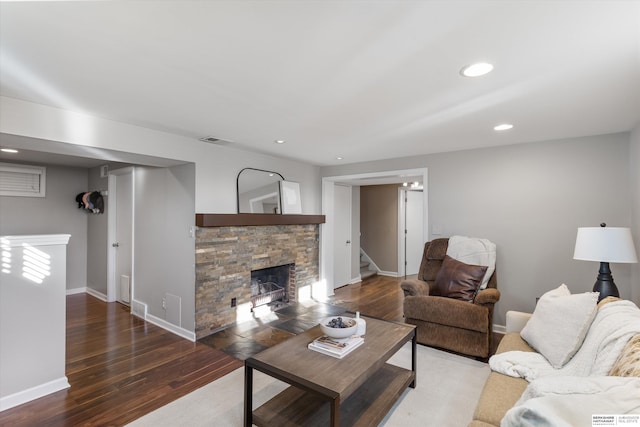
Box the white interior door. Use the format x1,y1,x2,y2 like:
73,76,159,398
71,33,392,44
333,184,352,289
108,168,133,304
402,190,424,277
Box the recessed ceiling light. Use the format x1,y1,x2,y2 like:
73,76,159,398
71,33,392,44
493,123,514,131
460,62,494,77
1,148,18,153
275,140,285,144
336,156,343,160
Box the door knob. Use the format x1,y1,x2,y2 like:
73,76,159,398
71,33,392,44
112,242,120,247
346,240,351,244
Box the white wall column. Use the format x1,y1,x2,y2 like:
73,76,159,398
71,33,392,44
0,234,71,411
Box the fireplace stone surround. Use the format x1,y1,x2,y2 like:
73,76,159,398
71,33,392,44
195,219,321,340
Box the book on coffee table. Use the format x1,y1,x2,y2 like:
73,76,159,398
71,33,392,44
308,335,364,359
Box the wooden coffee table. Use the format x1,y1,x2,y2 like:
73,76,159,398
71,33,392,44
244,316,416,426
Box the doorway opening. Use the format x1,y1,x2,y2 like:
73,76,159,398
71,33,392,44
321,168,428,296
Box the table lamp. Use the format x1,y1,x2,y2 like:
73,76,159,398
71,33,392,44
573,223,638,302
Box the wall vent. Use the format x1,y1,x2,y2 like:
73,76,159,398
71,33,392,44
0,162,46,197
199,136,231,145
131,300,147,319
119,275,131,304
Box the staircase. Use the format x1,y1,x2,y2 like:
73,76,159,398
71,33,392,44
360,252,377,280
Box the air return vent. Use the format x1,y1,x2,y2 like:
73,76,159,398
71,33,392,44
198,136,231,145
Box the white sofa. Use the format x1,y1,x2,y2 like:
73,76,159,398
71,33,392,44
470,294,640,427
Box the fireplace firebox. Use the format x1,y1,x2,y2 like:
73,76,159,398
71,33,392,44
250,263,294,310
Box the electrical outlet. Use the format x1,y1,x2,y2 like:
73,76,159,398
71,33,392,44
162,298,166,309
231,297,237,308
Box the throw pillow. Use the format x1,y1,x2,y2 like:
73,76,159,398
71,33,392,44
432,255,487,302
446,235,496,290
520,284,599,368
609,334,640,377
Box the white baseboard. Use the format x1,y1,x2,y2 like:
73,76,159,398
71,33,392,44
349,275,362,285
68,287,108,302
493,324,506,334
85,287,108,302
145,314,196,342
378,270,399,277
0,377,69,412
78,292,195,342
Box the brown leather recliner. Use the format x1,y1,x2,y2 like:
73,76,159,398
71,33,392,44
400,238,500,358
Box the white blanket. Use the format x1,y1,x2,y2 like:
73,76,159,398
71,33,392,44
490,300,640,381
501,376,640,427
446,235,496,289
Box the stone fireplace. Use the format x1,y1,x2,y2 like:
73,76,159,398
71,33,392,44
194,220,320,340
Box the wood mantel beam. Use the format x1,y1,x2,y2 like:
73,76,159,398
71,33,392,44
195,213,326,227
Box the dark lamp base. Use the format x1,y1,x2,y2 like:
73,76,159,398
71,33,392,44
592,262,619,302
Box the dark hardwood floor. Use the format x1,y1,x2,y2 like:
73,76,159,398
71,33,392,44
329,274,406,322
0,274,501,426
0,294,242,427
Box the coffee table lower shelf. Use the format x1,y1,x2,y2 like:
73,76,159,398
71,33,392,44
252,363,415,427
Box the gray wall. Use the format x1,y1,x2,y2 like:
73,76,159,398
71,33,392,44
134,164,196,330
0,164,88,290
3,96,637,332
631,124,640,302
321,133,635,326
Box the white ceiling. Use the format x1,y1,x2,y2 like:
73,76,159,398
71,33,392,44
1,1,639,167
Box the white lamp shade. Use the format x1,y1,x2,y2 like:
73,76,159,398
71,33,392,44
573,227,638,263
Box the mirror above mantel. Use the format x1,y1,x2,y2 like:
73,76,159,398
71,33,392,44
236,167,285,214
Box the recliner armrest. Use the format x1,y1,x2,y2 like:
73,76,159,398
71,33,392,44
400,279,431,297
473,288,500,305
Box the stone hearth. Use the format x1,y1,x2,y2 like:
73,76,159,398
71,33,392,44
195,224,319,339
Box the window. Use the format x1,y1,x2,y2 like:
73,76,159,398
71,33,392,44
0,162,46,197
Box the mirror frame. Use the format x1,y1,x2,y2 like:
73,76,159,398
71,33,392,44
236,167,285,214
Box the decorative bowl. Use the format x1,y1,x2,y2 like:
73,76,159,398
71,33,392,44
319,316,357,339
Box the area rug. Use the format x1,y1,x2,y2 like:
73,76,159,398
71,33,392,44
126,342,489,427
